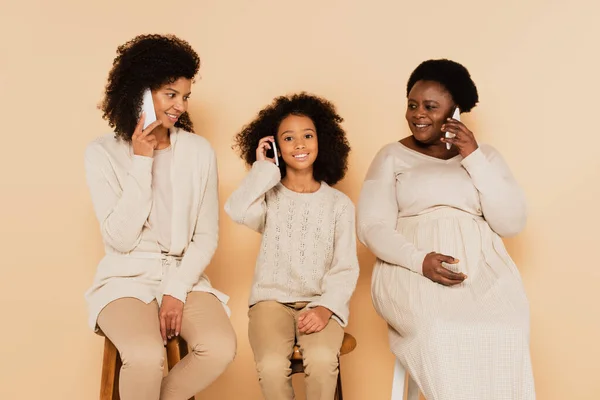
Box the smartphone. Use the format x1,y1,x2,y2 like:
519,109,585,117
266,139,279,167
140,88,157,129
445,107,461,150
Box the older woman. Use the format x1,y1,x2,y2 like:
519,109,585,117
358,59,535,399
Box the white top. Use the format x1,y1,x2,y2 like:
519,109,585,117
149,146,173,252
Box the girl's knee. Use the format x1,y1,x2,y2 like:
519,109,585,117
255,353,291,379
302,346,339,373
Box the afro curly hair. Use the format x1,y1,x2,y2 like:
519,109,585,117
233,92,351,186
406,59,479,113
100,34,200,141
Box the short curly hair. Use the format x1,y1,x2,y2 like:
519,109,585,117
233,93,351,185
99,34,200,141
406,59,479,113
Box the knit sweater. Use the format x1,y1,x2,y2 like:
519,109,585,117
225,161,359,326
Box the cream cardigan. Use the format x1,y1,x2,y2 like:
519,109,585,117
84,129,228,330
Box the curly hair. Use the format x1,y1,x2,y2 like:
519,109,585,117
406,59,479,113
99,34,200,141
233,93,351,185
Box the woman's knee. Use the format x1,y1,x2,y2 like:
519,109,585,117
212,330,237,367
189,326,237,369
120,340,165,371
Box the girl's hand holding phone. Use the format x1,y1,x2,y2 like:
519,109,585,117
256,136,277,164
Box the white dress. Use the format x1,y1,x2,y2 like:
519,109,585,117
357,142,535,399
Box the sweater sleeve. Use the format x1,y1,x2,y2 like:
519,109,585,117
357,147,428,274
84,142,153,253
306,200,360,327
460,145,527,237
224,160,281,233
162,148,220,302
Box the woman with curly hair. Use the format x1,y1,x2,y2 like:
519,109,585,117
357,59,535,399
225,93,359,400
84,34,235,400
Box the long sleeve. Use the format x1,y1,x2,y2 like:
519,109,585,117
162,148,220,302
84,142,153,253
357,148,428,274
224,160,281,233
461,145,527,237
307,201,360,327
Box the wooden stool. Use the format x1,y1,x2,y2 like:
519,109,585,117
99,336,194,400
290,332,357,400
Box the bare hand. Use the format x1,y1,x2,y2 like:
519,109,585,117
298,306,333,334
256,136,276,164
422,252,467,286
159,295,184,344
132,113,163,157
440,118,478,158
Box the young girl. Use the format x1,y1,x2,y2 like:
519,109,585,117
84,34,235,400
225,93,359,400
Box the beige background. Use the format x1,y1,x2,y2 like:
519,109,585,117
1,0,599,399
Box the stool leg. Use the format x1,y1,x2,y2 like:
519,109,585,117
166,339,182,371
178,337,189,359
391,358,406,400
100,338,120,400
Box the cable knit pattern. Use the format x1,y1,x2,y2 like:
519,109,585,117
225,161,359,327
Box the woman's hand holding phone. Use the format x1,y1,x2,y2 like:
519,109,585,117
440,117,479,158
132,112,163,158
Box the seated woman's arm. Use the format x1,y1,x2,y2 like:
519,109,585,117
357,147,428,274
84,142,152,253
461,145,527,237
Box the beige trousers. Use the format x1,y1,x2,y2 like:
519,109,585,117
97,292,236,400
248,301,344,400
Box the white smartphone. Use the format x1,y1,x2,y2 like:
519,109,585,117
445,107,461,150
140,88,157,129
